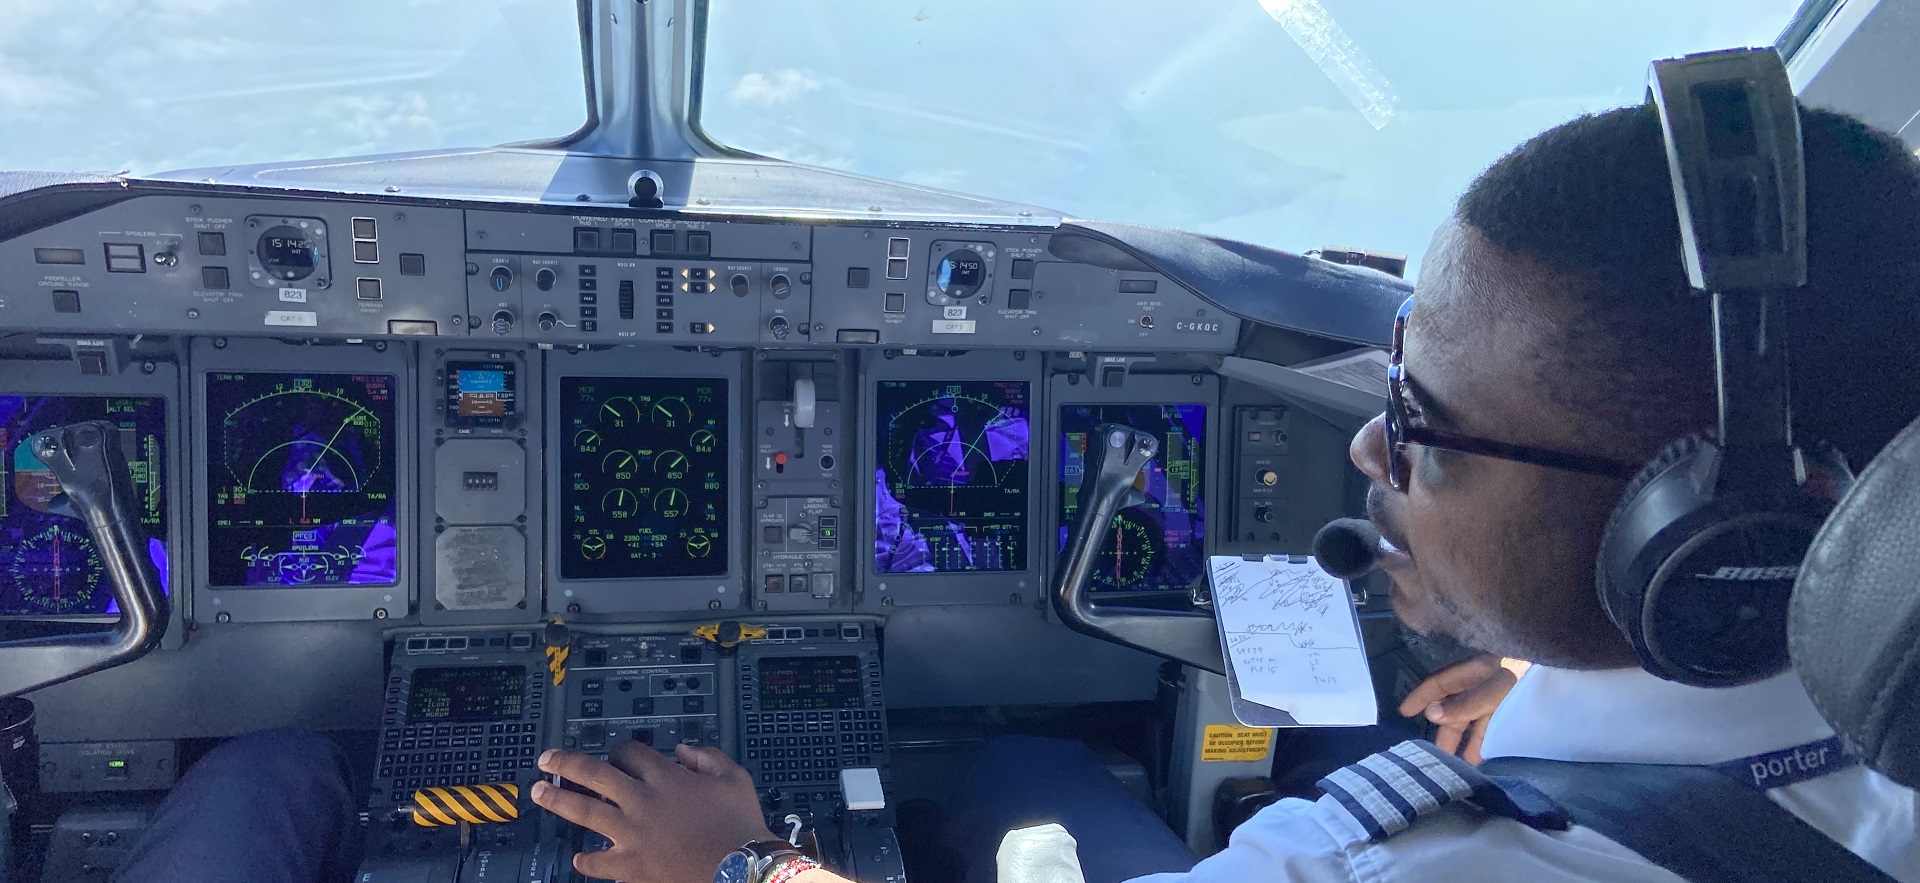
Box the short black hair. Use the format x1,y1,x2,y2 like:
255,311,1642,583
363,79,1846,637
1456,102,1920,465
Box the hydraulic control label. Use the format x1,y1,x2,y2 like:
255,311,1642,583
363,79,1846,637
1201,724,1274,762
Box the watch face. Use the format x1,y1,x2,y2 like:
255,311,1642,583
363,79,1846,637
715,851,753,883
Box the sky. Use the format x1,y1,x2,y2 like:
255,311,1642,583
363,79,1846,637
1,0,1803,277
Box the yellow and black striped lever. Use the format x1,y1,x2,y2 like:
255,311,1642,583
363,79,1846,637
405,782,522,827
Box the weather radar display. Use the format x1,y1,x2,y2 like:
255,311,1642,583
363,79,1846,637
205,372,398,587
560,377,729,580
1057,403,1206,593
0,395,168,616
874,380,1031,574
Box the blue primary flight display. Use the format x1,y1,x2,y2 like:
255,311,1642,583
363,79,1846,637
1057,403,1206,593
0,395,168,616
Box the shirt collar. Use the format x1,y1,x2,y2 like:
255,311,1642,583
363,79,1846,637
1477,665,1838,765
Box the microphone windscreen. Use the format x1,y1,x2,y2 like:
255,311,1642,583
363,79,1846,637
1313,518,1383,579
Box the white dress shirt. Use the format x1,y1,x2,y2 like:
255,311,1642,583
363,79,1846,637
1131,666,1920,882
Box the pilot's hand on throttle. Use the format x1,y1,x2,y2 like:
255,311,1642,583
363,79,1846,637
533,742,780,883
1398,654,1531,765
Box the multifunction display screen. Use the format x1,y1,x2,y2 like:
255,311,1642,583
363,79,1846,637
205,372,399,587
445,360,517,428
407,666,527,723
0,395,168,616
757,656,863,711
559,377,728,580
874,380,1030,574
1057,403,1207,593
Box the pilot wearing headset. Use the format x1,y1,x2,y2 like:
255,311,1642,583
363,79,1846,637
114,55,1920,883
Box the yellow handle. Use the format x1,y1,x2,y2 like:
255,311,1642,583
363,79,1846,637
410,782,521,827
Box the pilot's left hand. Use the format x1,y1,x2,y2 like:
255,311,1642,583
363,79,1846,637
534,742,781,882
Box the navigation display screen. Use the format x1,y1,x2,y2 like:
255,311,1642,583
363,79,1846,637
758,656,863,711
1058,404,1206,593
445,360,517,428
874,380,1030,574
408,666,526,723
205,372,399,587
559,376,728,580
0,395,169,616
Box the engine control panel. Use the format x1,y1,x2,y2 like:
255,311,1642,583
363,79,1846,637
561,633,724,756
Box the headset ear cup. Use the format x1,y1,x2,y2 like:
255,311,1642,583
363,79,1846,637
1596,433,1715,667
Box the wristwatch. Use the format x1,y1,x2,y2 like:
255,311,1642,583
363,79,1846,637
713,839,821,883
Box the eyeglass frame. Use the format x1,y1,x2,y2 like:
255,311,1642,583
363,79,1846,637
1385,296,1643,492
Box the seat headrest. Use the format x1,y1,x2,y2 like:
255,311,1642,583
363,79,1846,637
1792,414,1920,790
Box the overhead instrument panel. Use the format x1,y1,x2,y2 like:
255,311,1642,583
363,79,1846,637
0,395,168,617
193,339,413,623
559,376,729,580
204,371,398,588
546,349,746,614
862,353,1042,607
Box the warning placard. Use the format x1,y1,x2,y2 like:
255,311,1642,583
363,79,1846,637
1200,724,1274,762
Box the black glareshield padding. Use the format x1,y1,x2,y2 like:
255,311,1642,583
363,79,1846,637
1596,48,1836,687
1792,414,1920,790
0,422,169,699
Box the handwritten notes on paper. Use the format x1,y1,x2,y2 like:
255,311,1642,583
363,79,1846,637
1209,556,1377,726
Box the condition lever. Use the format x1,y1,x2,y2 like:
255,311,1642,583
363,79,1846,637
1049,424,1225,673
0,421,168,699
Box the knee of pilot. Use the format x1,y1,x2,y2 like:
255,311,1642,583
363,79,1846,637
197,728,348,789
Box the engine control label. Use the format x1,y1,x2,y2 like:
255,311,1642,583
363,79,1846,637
1201,724,1274,762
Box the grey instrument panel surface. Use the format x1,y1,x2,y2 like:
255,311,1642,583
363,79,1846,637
0,188,1236,353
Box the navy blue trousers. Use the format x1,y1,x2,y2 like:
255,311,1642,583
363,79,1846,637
114,729,362,883
943,736,1198,883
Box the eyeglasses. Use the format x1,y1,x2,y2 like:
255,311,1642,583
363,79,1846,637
1385,297,1642,492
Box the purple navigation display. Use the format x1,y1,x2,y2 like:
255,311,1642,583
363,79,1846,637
0,395,170,616
1057,403,1206,593
874,380,1030,574
205,372,398,587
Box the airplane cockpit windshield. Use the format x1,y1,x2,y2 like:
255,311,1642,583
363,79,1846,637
0,2,1900,882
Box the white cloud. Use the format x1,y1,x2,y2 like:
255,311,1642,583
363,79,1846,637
0,56,87,112
729,69,820,107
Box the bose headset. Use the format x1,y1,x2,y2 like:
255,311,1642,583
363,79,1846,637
1596,47,1853,688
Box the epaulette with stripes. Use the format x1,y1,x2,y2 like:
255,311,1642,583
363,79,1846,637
1316,739,1573,842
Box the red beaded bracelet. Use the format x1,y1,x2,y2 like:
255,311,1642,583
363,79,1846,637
762,855,824,883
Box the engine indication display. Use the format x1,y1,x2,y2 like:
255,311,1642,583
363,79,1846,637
560,377,728,580
1058,404,1206,593
205,372,398,587
445,360,517,428
0,396,168,616
874,380,1030,574
407,665,527,723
